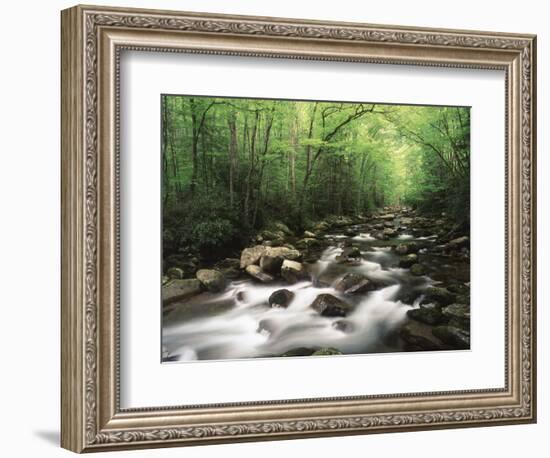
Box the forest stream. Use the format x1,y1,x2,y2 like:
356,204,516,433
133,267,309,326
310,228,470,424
162,207,471,362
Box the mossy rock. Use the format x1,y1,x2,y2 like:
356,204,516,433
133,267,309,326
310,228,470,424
442,303,470,330
271,221,294,236
432,325,470,349
310,294,352,317
268,289,295,308
196,269,227,293
162,279,203,305
281,347,317,357
410,263,426,276
399,253,418,268
296,238,322,249
407,304,444,325
423,287,456,306
166,267,184,280
312,347,343,356
447,283,470,295
312,221,330,232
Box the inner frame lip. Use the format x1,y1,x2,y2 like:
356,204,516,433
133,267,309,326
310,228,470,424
114,45,509,413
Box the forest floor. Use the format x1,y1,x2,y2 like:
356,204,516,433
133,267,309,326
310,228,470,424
161,207,471,361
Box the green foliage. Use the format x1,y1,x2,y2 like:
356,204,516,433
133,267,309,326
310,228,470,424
161,95,470,258
163,191,246,259
191,219,236,249
388,106,470,220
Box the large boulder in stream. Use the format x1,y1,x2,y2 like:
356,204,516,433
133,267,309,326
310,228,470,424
395,242,419,255
331,216,354,227
442,304,470,330
164,254,198,277
268,289,295,308
399,320,448,351
310,294,352,317
407,303,444,325
410,263,426,276
245,265,274,283
343,246,361,257
423,286,456,306
432,325,470,349
267,246,301,261
334,273,372,294
240,245,268,268
166,267,185,280
162,279,203,305
447,283,470,295
272,221,294,236
383,228,398,238
196,269,226,293
215,258,241,280
240,245,301,269
312,221,330,232
281,260,308,283
399,253,418,268
259,255,284,275
260,229,286,242
296,238,322,249
335,246,361,263
447,236,469,249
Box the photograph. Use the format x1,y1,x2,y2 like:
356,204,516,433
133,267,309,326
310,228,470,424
161,95,471,362
58,4,536,452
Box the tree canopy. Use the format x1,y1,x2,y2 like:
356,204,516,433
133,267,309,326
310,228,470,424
161,95,470,258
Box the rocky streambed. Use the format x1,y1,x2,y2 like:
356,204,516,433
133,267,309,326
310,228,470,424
162,208,471,362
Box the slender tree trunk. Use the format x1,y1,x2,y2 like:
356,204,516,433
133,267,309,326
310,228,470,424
289,112,297,194
189,98,199,195
357,153,367,212
252,162,265,228
298,102,318,218
227,110,238,207
201,130,208,191
167,99,180,201
161,96,170,207
252,111,274,227
188,98,217,195
244,110,260,225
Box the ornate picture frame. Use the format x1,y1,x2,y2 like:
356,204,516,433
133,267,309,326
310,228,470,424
61,4,536,453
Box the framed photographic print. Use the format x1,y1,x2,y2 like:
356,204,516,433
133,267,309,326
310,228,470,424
61,4,537,453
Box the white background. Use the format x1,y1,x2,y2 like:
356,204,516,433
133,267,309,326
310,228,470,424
121,53,505,407
0,0,547,457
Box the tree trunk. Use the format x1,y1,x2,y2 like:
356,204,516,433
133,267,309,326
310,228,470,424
298,102,319,218
189,98,199,195
289,113,297,194
227,110,238,207
161,96,170,207
252,111,274,227
244,110,260,225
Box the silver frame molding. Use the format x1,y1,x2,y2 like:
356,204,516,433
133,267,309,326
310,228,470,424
61,4,537,453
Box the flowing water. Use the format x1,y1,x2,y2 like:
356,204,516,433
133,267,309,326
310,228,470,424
161,224,463,363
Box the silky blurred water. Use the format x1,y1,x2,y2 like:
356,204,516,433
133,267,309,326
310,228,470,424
162,231,440,362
